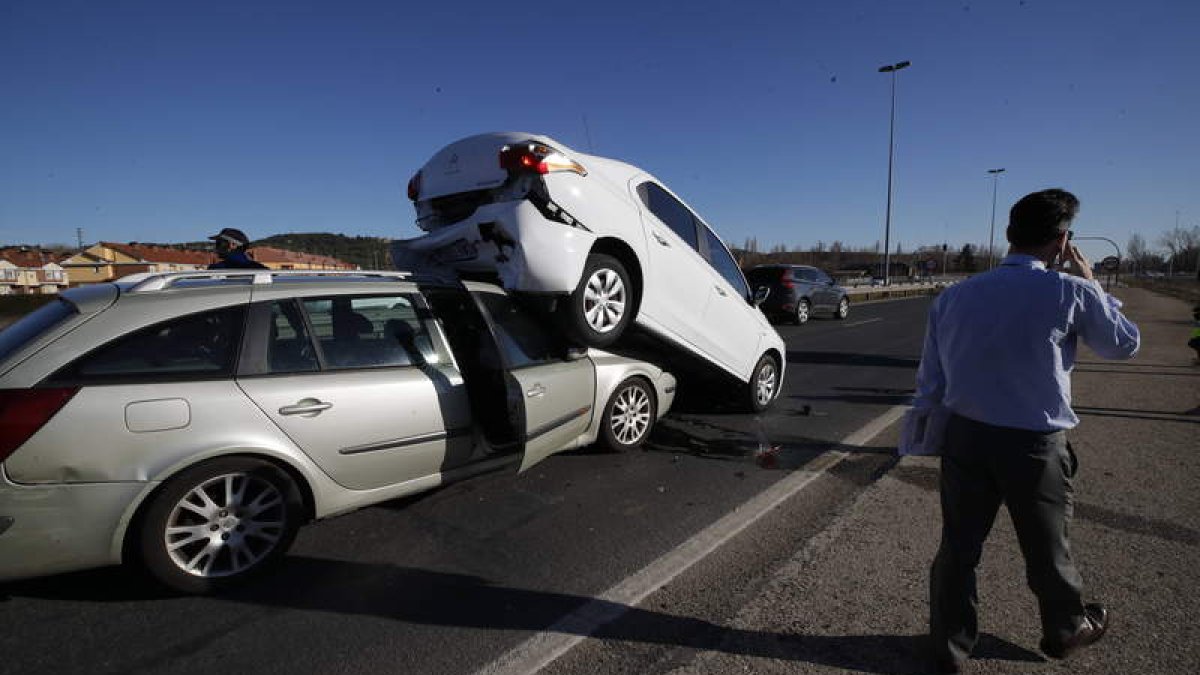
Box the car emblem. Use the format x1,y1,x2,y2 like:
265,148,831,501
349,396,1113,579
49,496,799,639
446,153,460,175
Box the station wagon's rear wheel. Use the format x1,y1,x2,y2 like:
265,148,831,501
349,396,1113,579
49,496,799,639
744,353,780,413
137,457,303,594
563,253,634,348
599,377,657,452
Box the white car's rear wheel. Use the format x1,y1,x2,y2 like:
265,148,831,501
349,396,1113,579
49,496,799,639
563,253,634,348
137,457,303,594
599,377,656,451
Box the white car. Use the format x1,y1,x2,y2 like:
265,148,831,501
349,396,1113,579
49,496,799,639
394,132,785,412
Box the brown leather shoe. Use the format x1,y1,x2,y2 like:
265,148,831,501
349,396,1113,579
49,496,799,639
1040,603,1110,659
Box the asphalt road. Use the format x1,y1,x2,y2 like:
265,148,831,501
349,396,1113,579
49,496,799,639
0,296,934,675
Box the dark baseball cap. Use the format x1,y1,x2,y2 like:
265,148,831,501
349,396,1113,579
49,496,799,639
209,227,250,247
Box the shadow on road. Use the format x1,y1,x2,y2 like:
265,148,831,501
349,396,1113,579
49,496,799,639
787,351,920,369
1,557,1042,674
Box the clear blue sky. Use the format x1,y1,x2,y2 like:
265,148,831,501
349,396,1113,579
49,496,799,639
2,0,1197,262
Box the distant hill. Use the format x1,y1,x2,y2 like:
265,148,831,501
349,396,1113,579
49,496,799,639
253,233,393,270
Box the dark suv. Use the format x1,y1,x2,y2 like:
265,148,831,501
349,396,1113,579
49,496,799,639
745,265,850,325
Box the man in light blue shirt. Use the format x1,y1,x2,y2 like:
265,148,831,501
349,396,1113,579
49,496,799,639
917,189,1139,673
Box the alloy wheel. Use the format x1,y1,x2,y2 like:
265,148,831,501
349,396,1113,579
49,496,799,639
755,359,778,407
163,472,286,578
610,383,652,445
583,268,627,334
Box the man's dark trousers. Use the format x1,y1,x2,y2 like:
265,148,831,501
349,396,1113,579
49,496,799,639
929,413,1087,663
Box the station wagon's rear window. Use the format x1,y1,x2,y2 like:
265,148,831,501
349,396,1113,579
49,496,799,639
0,298,77,364
49,307,245,383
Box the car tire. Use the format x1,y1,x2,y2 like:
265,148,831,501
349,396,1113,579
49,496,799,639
744,353,781,413
562,253,634,348
793,298,811,325
599,377,657,452
136,457,304,594
833,296,849,320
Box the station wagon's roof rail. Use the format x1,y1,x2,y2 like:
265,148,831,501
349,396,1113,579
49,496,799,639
123,269,449,293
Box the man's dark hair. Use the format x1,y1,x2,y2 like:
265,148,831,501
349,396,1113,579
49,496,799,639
1006,189,1080,248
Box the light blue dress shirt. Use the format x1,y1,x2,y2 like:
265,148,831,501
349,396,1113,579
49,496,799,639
914,253,1140,432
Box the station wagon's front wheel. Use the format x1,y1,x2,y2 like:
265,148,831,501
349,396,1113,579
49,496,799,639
599,377,657,452
136,457,303,594
563,253,634,348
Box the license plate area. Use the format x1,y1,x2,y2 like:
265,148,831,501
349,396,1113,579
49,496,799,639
432,238,478,264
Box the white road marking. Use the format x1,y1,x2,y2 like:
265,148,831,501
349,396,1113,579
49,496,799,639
841,318,883,328
474,404,910,675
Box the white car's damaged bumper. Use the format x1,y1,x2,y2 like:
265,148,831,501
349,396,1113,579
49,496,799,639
393,199,595,295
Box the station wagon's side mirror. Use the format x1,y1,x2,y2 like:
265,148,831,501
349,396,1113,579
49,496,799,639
753,286,770,307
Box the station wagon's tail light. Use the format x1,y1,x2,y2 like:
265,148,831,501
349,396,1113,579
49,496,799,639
499,142,587,176
407,171,423,201
0,387,79,463
781,270,796,289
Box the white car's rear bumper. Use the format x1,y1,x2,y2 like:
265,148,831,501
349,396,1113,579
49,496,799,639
394,199,596,294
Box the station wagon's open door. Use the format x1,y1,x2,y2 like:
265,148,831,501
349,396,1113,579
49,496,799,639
468,288,594,472
424,286,595,474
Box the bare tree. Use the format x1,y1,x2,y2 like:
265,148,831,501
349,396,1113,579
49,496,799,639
1158,226,1200,276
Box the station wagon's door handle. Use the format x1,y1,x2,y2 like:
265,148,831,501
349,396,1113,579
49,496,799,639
715,286,727,296
279,400,333,416
526,384,546,398
652,231,670,247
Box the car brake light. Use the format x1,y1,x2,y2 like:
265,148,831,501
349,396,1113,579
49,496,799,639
407,171,422,201
499,142,587,176
0,387,79,463
781,270,795,289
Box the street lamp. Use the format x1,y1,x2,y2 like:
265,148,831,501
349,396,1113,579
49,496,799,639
986,168,1006,269
878,60,910,286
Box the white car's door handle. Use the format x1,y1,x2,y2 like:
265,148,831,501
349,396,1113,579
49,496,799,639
526,384,546,398
279,400,333,416
715,285,727,296
652,231,670,247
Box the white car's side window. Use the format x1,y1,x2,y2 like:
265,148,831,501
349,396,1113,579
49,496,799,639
703,228,751,301
637,182,700,251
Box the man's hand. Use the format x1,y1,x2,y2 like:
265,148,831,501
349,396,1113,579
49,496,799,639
1063,244,1094,281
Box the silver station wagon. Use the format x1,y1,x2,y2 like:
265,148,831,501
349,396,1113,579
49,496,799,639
0,270,675,593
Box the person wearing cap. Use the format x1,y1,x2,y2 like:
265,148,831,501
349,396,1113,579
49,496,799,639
914,189,1140,672
208,228,268,270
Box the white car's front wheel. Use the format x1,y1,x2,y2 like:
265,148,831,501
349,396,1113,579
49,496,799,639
563,253,635,348
744,353,781,413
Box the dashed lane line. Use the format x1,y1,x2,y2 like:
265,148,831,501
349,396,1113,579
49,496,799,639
840,317,884,329
474,404,910,675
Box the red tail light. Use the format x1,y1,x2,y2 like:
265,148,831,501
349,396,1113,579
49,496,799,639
781,270,796,289
499,142,587,176
407,171,422,201
0,387,78,463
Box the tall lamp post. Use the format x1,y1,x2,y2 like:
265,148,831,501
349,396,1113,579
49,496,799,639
986,167,1006,269
878,60,910,286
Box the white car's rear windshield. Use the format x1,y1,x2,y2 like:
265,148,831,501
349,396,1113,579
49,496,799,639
0,299,78,364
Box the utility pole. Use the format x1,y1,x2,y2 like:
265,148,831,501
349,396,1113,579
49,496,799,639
76,227,84,251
